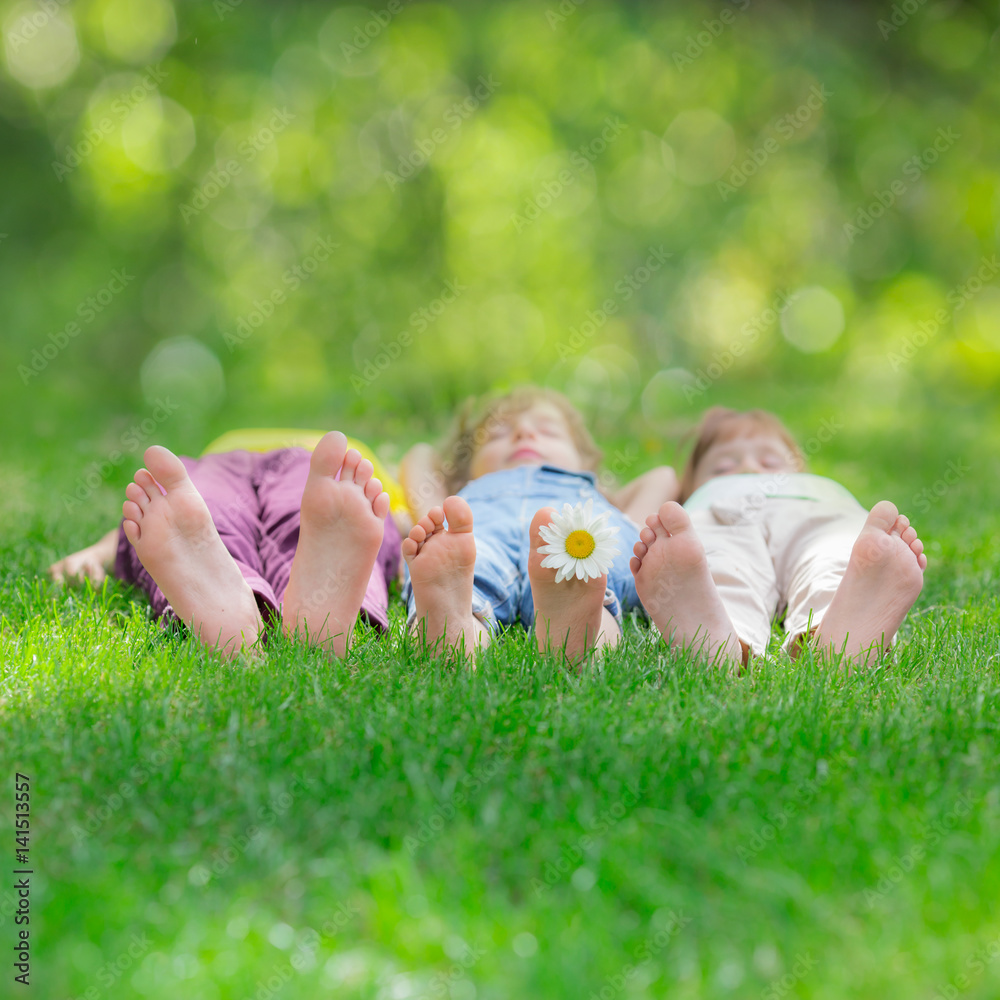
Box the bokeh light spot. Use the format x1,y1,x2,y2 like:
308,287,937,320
318,6,386,76
642,369,695,424
121,96,195,173
664,109,736,185
3,3,79,89
140,337,225,410
512,932,538,957
100,0,177,64
780,286,845,353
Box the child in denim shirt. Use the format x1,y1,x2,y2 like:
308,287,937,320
400,387,676,661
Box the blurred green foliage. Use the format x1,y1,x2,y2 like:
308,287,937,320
2,0,999,465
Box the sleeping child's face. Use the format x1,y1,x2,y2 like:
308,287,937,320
690,431,800,492
469,403,585,479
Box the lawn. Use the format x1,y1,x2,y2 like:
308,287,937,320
2,411,1000,1000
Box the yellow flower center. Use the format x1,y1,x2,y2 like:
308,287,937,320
565,529,596,559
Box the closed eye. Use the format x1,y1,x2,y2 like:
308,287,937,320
485,422,512,441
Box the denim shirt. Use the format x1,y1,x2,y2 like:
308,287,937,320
402,464,642,630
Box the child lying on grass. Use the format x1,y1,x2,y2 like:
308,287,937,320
630,407,927,669
49,433,401,659
398,387,677,662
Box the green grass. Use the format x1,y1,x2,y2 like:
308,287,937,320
3,427,1000,1000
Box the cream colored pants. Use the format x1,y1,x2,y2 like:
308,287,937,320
687,494,868,656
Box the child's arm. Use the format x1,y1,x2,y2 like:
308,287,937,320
610,466,680,523
398,443,449,521
48,527,119,585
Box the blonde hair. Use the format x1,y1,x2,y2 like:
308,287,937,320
440,386,602,494
677,407,805,502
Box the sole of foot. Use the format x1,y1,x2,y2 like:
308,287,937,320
812,500,926,667
281,431,389,658
528,506,617,663
630,501,743,668
402,495,485,658
122,445,262,657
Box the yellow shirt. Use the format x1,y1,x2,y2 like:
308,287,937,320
202,429,408,515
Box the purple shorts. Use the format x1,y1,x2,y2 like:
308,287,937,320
114,448,401,630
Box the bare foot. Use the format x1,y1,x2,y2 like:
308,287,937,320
122,446,262,657
630,502,743,667
528,506,619,661
402,496,487,657
281,432,389,657
811,500,926,666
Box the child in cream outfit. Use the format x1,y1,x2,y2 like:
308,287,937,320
630,408,927,669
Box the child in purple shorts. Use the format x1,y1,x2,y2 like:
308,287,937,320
49,432,401,659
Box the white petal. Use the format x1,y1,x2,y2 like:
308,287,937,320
595,544,619,563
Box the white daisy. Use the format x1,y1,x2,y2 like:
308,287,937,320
537,499,620,583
